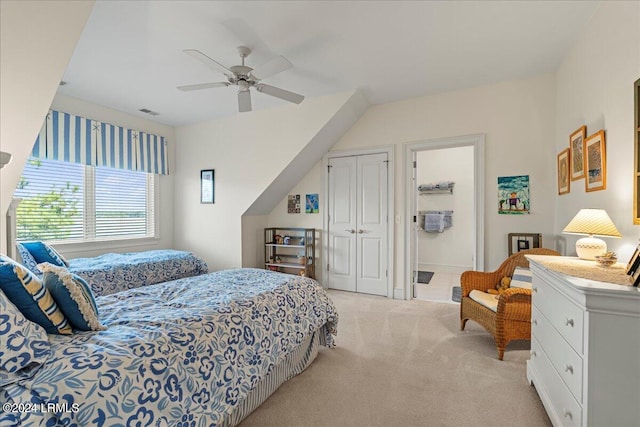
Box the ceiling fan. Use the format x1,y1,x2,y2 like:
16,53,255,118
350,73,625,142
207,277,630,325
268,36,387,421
177,46,304,113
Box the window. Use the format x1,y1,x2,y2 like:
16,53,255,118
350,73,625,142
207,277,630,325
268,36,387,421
15,157,156,243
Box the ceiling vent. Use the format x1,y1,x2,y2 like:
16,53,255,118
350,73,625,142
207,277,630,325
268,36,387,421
139,108,160,116
59,81,68,86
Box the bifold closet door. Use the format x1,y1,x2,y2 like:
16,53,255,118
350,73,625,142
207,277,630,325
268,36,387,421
327,153,388,296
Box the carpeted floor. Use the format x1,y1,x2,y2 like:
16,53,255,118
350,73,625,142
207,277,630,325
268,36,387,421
240,290,551,427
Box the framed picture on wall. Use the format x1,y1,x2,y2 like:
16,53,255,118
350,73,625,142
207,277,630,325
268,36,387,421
201,169,215,203
569,125,586,181
557,148,570,195
585,130,606,192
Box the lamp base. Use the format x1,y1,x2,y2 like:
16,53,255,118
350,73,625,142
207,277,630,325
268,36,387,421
575,236,606,260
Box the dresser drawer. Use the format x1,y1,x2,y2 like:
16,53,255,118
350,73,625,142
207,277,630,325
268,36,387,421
531,338,583,427
532,306,583,403
532,275,584,353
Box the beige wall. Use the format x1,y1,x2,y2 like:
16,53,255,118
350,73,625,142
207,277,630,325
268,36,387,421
416,146,475,273
0,0,94,254
271,73,557,294
555,1,640,263
173,92,356,271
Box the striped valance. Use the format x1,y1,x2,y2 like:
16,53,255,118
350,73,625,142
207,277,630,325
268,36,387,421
32,110,169,175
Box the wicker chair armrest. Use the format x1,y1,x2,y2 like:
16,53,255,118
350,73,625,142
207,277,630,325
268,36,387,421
497,288,532,321
460,270,501,296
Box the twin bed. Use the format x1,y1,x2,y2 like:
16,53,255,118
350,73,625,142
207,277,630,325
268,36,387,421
1,248,338,426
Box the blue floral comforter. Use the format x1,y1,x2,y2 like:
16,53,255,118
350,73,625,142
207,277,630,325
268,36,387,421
68,249,209,297
1,268,338,427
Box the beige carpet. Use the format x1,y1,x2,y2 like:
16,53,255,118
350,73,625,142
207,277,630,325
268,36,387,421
240,290,551,427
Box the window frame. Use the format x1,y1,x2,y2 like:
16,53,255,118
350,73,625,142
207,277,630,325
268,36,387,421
15,158,160,252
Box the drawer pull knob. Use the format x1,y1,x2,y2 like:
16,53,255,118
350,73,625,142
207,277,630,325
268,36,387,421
532,287,538,293
563,409,573,420
532,319,538,325
531,350,537,357
565,318,575,327
564,364,574,374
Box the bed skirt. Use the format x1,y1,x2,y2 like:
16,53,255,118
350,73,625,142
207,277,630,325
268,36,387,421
224,325,325,426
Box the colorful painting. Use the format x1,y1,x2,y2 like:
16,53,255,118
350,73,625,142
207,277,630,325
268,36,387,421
498,175,530,214
306,194,319,213
288,194,301,213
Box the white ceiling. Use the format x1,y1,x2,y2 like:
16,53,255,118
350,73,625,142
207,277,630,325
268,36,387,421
58,1,601,127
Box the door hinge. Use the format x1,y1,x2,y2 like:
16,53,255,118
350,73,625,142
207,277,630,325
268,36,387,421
386,269,388,277
413,215,416,223
327,165,332,172
413,160,417,168
327,263,330,271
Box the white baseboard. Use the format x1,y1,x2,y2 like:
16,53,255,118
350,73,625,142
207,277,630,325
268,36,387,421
417,263,471,275
394,287,406,300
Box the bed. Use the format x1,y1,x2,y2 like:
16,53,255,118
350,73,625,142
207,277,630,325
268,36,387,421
16,244,209,297
1,268,338,427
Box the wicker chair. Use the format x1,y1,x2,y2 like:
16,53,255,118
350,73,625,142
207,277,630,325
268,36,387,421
460,248,560,360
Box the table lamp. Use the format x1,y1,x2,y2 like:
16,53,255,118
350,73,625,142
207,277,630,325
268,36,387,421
562,209,621,260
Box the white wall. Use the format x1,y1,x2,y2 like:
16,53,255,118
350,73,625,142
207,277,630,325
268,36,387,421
0,0,94,254
555,1,640,263
173,92,357,271
267,161,324,283
326,73,557,293
416,146,474,273
48,94,176,258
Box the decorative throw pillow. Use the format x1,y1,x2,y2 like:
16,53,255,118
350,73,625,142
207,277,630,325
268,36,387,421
40,263,106,331
0,289,50,387
0,255,72,335
16,243,42,277
20,241,69,267
511,267,533,290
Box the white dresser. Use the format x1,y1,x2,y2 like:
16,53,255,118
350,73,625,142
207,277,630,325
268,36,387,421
526,256,640,427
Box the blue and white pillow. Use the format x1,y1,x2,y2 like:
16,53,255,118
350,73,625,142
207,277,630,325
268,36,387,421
20,241,68,267
0,289,51,387
16,242,41,277
511,267,533,289
40,263,106,332
0,255,72,335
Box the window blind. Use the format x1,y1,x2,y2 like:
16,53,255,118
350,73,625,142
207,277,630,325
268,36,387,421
15,159,85,242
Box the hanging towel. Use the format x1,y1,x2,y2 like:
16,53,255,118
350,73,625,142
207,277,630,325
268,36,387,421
424,213,445,233
426,210,453,229
436,181,453,190
418,183,434,191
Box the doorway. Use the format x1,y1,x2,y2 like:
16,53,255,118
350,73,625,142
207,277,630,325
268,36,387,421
404,135,485,301
324,147,393,297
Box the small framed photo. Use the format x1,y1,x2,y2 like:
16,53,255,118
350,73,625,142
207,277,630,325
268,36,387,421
517,239,530,251
626,243,640,277
557,148,570,195
200,169,215,203
569,126,586,181
585,130,606,192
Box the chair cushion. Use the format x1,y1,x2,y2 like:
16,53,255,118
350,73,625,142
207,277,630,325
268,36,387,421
511,267,532,289
469,290,498,312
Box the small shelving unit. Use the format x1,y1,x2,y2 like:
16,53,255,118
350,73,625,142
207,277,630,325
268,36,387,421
264,227,315,279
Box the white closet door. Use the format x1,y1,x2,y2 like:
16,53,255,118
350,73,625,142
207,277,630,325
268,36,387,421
327,156,357,292
355,153,388,295
327,153,388,296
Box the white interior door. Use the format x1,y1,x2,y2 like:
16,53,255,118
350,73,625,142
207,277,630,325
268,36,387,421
328,153,388,296
327,156,357,292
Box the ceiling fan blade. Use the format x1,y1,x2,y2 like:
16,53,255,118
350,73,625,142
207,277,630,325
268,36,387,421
250,56,292,80
255,84,304,104
238,90,252,112
177,82,230,91
183,49,232,76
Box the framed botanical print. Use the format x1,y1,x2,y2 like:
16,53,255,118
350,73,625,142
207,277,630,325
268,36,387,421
584,130,606,192
569,125,586,181
557,148,570,195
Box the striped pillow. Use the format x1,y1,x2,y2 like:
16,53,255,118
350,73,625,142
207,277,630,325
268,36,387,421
511,267,533,289
0,256,71,335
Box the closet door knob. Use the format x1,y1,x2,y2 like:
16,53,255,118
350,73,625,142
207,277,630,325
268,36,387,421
563,409,573,420
532,287,538,293
345,229,356,234
357,229,366,234
531,350,537,357
564,364,574,374
532,319,538,325
565,318,575,327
